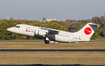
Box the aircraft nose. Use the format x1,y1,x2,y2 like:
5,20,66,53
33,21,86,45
7,28,10,31
7,28,12,31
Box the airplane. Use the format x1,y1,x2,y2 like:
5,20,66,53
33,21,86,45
7,23,99,44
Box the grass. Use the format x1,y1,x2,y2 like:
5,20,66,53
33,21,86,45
0,40,105,49
0,39,105,65
0,52,104,65
0,40,44,42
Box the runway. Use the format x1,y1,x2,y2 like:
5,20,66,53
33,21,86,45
0,49,105,52
0,64,104,66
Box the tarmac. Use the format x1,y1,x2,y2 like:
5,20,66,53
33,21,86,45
0,49,105,52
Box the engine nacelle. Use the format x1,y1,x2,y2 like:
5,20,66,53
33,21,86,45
35,30,48,36
39,31,46,36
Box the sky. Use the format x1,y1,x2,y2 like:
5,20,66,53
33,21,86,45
0,0,105,20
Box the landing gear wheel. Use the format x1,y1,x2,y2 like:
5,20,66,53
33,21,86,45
44,37,49,44
45,40,49,44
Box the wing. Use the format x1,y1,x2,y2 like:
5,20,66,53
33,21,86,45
40,27,59,34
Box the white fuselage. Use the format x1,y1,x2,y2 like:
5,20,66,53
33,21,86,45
7,23,99,43
7,24,82,43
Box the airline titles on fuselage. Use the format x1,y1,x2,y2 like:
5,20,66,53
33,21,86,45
26,28,34,33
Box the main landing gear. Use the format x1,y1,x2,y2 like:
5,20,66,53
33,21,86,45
44,40,49,44
44,37,49,44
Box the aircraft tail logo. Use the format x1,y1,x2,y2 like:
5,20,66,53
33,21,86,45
84,27,92,35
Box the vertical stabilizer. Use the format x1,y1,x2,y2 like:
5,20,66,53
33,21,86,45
75,23,99,41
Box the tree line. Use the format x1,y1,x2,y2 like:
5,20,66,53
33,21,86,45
0,16,105,40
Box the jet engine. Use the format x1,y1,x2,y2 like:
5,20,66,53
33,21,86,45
38,31,47,36
35,30,48,37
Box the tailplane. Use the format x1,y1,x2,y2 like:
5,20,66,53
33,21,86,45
75,23,99,41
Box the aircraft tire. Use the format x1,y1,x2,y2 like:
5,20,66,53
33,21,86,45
45,40,49,44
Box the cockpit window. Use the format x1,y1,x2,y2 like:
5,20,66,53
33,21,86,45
14,26,20,28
